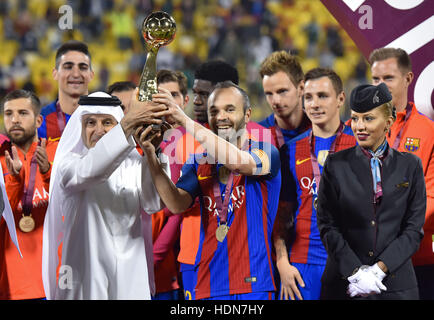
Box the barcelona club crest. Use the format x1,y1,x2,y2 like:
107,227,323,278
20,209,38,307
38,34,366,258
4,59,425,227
404,137,420,152
317,150,329,167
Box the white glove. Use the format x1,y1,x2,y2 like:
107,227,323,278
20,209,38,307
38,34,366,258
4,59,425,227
367,263,387,281
347,282,365,297
347,265,387,298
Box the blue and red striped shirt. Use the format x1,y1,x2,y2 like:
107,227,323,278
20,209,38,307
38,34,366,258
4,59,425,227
282,125,356,265
37,100,71,141
176,139,281,299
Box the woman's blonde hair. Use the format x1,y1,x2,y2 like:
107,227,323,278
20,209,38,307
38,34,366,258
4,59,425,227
378,101,396,122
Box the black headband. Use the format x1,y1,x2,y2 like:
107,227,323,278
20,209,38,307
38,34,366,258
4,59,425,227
78,95,122,106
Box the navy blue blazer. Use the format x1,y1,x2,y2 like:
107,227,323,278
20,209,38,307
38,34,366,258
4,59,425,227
317,145,426,299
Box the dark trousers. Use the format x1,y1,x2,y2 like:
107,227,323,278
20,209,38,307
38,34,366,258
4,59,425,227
321,281,419,300
414,264,434,300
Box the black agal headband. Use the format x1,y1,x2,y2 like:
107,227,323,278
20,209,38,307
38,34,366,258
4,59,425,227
78,95,122,106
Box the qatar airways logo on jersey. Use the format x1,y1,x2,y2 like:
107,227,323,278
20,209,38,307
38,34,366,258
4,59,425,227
300,176,318,196
203,185,245,217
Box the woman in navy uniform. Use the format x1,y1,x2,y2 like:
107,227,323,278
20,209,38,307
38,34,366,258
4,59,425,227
317,83,426,300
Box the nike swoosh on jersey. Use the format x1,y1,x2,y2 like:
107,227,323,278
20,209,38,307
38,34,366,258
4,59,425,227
296,158,310,165
198,175,212,181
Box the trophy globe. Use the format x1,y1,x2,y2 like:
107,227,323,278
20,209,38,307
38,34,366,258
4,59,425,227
138,11,177,102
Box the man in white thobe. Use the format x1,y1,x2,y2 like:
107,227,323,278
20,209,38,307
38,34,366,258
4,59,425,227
42,91,171,300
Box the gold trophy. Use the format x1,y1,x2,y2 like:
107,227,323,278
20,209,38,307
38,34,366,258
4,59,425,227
138,11,176,103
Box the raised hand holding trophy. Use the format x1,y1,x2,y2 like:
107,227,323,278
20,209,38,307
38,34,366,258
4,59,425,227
138,11,176,103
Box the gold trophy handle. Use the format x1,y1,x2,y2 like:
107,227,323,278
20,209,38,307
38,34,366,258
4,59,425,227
138,46,158,102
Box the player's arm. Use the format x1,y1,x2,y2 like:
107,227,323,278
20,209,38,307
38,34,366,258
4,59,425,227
273,156,304,300
184,117,259,175
136,126,193,214
152,89,263,176
273,200,305,300
146,153,192,214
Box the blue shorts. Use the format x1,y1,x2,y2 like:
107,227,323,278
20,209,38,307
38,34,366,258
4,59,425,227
201,291,274,300
180,263,197,300
152,290,180,300
279,262,325,300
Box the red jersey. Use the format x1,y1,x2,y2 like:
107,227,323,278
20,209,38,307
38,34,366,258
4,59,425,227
0,140,58,300
387,103,434,266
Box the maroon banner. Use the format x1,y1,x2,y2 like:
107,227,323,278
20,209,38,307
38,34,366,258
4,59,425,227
321,0,433,119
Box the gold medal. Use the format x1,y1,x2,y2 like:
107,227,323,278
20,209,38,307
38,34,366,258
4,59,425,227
314,198,318,210
218,166,230,184
19,214,35,232
216,224,229,242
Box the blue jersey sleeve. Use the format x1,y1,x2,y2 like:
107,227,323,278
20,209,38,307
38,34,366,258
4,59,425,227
176,154,200,201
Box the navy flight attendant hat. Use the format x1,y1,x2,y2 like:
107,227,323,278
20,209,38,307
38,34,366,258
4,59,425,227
350,82,392,113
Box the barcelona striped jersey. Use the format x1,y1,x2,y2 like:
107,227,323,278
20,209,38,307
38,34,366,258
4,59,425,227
282,125,356,265
176,139,281,299
37,100,71,140
258,113,311,149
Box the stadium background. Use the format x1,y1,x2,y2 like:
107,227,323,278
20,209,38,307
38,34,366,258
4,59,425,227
0,0,374,130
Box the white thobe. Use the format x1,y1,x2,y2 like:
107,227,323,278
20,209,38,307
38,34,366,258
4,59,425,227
54,124,164,300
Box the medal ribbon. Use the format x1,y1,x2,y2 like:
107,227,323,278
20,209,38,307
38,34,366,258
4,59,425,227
212,169,234,225
273,125,285,149
212,139,250,225
55,101,66,135
309,123,344,192
391,103,412,150
21,140,41,216
273,114,310,149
